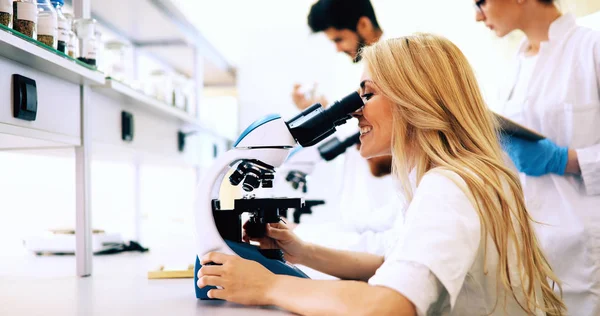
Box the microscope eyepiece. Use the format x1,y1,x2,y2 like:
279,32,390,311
286,92,363,147
318,132,361,161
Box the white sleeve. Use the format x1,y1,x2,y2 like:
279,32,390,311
369,261,443,316
576,36,600,195
577,144,600,195
368,171,481,311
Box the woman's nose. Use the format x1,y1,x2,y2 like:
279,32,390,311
351,107,364,119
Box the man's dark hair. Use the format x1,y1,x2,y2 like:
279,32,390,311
307,0,380,33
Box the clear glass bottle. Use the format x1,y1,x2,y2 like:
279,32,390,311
65,13,77,58
0,0,13,28
12,0,36,38
67,29,77,57
36,0,57,49
73,18,96,66
50,0,67,53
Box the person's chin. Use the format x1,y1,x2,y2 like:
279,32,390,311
495,29,510,38
359,147,372,159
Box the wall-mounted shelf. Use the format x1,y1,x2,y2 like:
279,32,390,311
0,26,105,85
91,79,233,141
91,79,199,125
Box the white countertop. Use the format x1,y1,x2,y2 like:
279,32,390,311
0,252,293,316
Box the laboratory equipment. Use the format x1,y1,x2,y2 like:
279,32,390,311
282,132,360,193
194,91,364,299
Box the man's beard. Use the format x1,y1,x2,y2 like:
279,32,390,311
352,34,367,63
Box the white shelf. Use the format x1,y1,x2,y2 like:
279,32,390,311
92,78,199,125
0,29,106,85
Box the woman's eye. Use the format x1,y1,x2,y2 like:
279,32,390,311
361,93,374,101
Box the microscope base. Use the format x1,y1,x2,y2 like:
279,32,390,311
195,240,310,299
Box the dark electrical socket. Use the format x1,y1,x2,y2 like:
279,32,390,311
121,111,134,142
213,144,218,158
178,131,186,152
12,74,38,121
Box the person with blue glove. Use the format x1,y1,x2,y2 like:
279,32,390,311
503,137,570,176
475,0,600,314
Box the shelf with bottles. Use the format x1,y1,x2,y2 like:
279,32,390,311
0,20,104,84
91,78,198,126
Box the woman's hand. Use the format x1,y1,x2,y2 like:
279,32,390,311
198,252,277,305
243,222,308,264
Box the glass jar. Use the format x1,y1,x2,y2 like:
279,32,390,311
104,40,131,82
36,0,57,49
148,70,173,103
50,0,67,53
73,18,96,66
0,0,13,28
12,0,36,38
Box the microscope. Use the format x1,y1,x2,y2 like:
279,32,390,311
194,92,364,299
280,132,361,223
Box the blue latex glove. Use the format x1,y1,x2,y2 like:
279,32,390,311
502,137,568,176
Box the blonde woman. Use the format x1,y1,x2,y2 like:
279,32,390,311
197,34,566,315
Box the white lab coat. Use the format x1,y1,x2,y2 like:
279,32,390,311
337,146,399,232
369,169,545,315
498,13,600,316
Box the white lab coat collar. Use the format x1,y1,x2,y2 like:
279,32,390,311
516,13,577,53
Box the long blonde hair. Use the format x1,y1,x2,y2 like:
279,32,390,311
361,34,565,315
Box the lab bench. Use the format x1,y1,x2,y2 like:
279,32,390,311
0,252,291,316
0,0,236,279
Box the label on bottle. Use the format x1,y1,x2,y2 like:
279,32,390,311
0,1,13,14
15,2,36,23
58,20,69,42
82,41,97,59
38,15,57,36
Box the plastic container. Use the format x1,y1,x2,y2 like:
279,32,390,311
50,0,68,53
12,0,36,38
73,18,96,66
0,0,13,28
36,0,57,49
